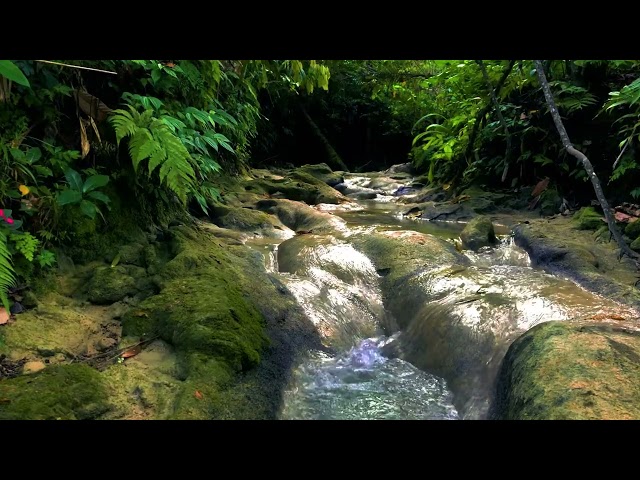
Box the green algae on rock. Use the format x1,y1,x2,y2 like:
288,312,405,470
494,321,640,420
460,216,498,251
0,364,109,420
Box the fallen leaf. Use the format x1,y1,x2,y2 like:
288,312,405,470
531,177,550,198
133,311,149,318
0,308,9,325
121,345,142,359
18,185,30,196
0,398,11,405
194,390,203,400
615,211,632,222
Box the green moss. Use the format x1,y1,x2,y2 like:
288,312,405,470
497,321,640,420
116,243,146,266
539,188,561,216
211,205,282,233
297,164,344,187
86,266,139,305
248,171,344,205
573,207,605,231
625,220,640,240
133,227,268,372
256,199,343,234
631,237,640,252
0,364,109,420
460,215,497,251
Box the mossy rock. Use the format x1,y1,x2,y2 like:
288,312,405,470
631,236,640,252
460,215,498,251
256,199,346,234
573,206,605,231
495,321,640,419
210,205,283,235
86,266,139,305
625,220,640,240
115,243,146,267
134,227,268,372
0,364,109,420
247,170,345,205
297,163,344,187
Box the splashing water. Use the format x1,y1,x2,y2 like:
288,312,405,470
280,336,459,420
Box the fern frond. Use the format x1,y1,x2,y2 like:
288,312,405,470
128,128,157,171
0,232,16,311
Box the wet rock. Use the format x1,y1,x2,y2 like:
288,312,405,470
347,191,378,200
86,266,138,305
23,361,46,374
256,199,347,235
494,321,640,419
10,302,25,314
210,205,285,238
393,186,416,196
418,202,475,221
384,163,413,174
460,216,498,251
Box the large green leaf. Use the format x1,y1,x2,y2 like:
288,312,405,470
64,169,83,192
0,60,30,87
57,189,82,206
25,147,42,164
80,200,97,219
82,174,109,193
87,191,111,205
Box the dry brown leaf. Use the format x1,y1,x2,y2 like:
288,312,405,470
531,177,550,198
133,311,148,318
194,390,203,400
0,307,9,325
74,89,113,123
79,118,90,159
88,117,102,143
121,345,142,359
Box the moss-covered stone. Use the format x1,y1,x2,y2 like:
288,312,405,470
495,321,640,419
86,266,139,305
133,227,268,372
460,215,498,251
625,220,640,240
297,163,344,187
0,364,109,420
256,199,347,234
210,205,284,236
573,206,605,231
116,243,146,266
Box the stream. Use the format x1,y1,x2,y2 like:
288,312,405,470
247,174,638,420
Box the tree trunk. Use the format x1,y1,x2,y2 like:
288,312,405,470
477,60,513,182
464,61,515,166
301,107,350,172
534,60,638,260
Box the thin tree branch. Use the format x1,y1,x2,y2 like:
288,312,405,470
534,60,639,260
477,60,513,182
35,60,117,75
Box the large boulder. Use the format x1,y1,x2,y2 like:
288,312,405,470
86,266,139,304
495,321,640,419
460,216,498,251
297,163,344,187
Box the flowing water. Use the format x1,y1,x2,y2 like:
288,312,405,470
247,174,640,420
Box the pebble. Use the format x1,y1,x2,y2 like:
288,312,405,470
96,337,117,351
23,361,46,374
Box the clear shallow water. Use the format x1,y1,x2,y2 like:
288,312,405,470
280,336,459,420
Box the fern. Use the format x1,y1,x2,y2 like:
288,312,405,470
110,106,196,203
549,81,598,114
0,231,15,311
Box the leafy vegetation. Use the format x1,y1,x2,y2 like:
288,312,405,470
3,58,640,306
